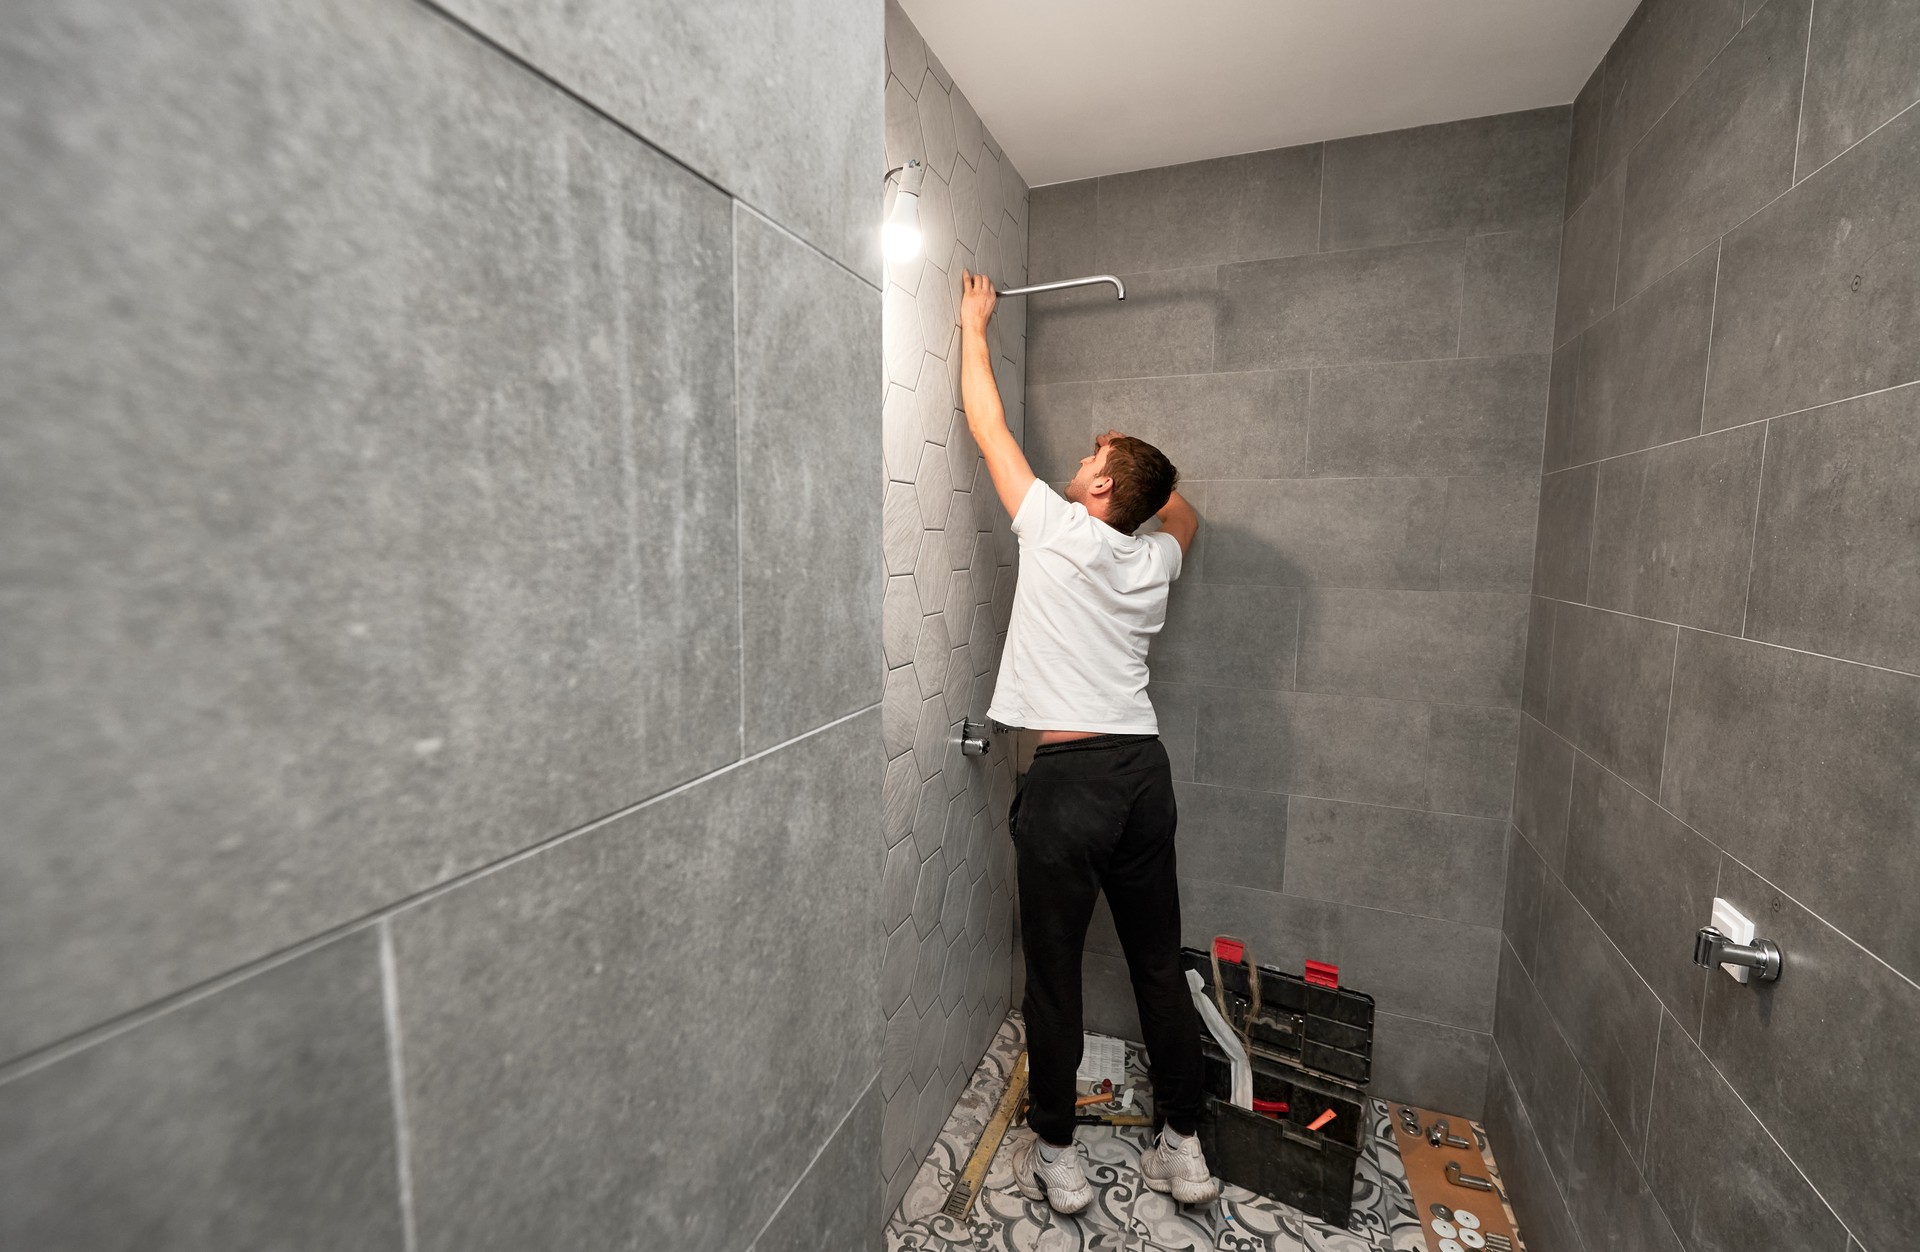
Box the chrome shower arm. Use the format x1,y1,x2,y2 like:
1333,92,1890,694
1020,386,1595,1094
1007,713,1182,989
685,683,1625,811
995,274,1126,300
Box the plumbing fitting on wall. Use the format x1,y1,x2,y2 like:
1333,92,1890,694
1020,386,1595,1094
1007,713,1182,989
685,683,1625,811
994,273,1126,300
1694,926,1782,982
959,718,991,757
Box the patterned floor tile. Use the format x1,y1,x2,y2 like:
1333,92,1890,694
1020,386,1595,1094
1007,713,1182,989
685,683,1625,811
886,1014,1425,1252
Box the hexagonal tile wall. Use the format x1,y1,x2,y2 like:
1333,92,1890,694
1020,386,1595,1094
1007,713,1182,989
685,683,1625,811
878,0,1030,1219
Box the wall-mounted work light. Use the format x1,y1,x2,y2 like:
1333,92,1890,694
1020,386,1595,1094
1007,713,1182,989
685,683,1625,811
882,159,925,263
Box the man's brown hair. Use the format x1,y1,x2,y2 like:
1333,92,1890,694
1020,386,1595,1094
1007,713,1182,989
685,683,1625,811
1101,436,1179,534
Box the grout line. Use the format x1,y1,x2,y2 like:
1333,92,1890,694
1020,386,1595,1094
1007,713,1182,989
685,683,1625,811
1531,590,1920,682
1541,374,1918,475
409,0,882,293
1580,457,1600,603
1639,1008,1662,1166
1693,1032,1857,1245
1315,142,1327,252
733,204,749,758
1183,873,1504,938
0,702,880,1087
1561,729,1920,1000
1698,859,1724,1044
1655,623,1682,798
1737,422,1771,638
1792,0,1818,184
1291,595,1303,691
1699,240,1724,433
742,1071,881,1251
1184,780,1509,828
379,922,420,1252
1795,86,1920,185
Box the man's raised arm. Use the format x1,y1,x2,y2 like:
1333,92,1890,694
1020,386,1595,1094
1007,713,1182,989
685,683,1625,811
958,270,1037,519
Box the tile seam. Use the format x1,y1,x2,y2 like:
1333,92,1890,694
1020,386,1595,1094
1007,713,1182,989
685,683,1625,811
409,0,883,293
0,702,882,1087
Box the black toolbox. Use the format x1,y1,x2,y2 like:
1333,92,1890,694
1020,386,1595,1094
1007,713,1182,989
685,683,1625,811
1181,946,1375,1226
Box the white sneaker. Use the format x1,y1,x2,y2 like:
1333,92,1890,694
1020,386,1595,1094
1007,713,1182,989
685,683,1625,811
1139,1127,1220,1205
1011,1133,1095,1215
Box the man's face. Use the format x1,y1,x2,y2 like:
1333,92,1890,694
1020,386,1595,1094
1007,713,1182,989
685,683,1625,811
1065,432,1116,505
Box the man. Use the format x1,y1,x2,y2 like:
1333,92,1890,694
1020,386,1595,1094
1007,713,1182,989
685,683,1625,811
958,270,1217,1213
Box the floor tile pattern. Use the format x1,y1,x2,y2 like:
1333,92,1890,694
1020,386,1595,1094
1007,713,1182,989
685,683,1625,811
886,1015,1437,1252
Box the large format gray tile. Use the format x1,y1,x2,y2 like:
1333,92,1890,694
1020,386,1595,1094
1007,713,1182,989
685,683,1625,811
1182,880,1501,1030
1703,859,1920,1252
1369,1011,1491,1119
1565,59,1607,215
1744,381,1920,674
0,932,402,1252
1502,828,1551,974
1662,629,1920,981
391,715,881,1252
1427,704,1523,820
1531,464,1597,603
1095,144,1322,272
1156,583,1300,690
1284,798,1507,926
1542,338,1582,472
1521,596,1556,724
1616,0,1808,300
1320,108,1570,250
1295,588,1529,707
1307,355,1549,478
1797,0,1920,175
1493,943,1584,1181
1567,1079,1685,1252
1569,242,1719,465
1596,0,1745,177
1027,266,1217,384
1094,370,1309,479
0,0,740,1059
1644,1013,1848,1252
1532,876,1664,1158
750,1080,882,1252
1461,227,1563,356
441,0,881,280
1544,603,1679,796
1027,180,1097,283
1022,380,1093,483
1171,781,1288,895
736,207,883,750
1555,162,1624,345
1147,682,1200,781
1512,714,1575,873
1194,686,1431,809
1483,1052,1585,1252
1562,754,1716,1033
1588,423,1766,634
1438,475,1541,595
1706,101,1920,430
1203,476,1533,593
1216,240,1464,371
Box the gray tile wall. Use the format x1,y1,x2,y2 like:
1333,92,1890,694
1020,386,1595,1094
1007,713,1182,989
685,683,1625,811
1492,3,1920,1251
0,0,886,1247
877,0,1028,1219
1023,106,1571,1118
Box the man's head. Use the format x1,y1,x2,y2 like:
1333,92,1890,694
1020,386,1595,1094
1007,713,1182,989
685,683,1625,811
1066,430,1179,534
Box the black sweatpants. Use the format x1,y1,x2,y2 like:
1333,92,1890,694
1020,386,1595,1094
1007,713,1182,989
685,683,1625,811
1010,733,1205,1146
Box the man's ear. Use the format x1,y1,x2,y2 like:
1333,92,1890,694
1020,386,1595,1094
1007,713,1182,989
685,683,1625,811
1087,474,1113,499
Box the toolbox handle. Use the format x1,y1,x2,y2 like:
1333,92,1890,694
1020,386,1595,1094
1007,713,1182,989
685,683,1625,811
1279,1123,1324,1152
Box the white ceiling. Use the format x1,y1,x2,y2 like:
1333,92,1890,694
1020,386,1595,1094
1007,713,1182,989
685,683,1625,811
899,0,1637,186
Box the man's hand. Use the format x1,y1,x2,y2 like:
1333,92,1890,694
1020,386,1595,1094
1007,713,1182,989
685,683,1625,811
960,269,997,335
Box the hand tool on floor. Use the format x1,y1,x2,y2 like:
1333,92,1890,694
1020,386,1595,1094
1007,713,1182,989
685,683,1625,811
940,1052,1029,1221
1075,1091,1115,1108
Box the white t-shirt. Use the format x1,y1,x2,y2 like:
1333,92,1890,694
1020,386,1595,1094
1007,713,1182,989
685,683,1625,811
987,480,1183,734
